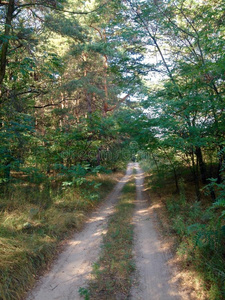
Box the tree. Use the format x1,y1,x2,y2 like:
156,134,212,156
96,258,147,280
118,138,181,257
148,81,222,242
116,0,225,198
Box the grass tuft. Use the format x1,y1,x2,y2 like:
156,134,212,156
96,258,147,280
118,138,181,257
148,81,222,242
85,182,136,300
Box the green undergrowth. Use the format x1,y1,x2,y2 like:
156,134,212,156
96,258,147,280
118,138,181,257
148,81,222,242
0,172,123,300
80,181,135,300
145,167,225,300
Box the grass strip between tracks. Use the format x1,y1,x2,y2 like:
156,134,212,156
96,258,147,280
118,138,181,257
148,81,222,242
80,180,136,299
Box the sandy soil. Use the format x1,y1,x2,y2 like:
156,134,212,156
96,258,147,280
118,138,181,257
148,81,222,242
129,163,188,300
27,162,190,300
26,164,134,300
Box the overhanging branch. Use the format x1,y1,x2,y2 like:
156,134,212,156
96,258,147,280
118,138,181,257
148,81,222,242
15,1,109,15
34,100,63,109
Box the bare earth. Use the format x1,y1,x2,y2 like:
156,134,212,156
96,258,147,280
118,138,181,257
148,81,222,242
27,164,133,300
130,163,188,300
27,163,189,300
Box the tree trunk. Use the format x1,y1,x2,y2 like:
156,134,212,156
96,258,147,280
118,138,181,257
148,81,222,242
195,146,207,184
86,92,92,115
217,146,224,184
151,152,160,174
190,150,201,200
0,0,14,86
162,149,179,193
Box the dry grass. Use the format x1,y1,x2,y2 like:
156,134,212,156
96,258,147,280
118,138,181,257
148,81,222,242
0,171,123,300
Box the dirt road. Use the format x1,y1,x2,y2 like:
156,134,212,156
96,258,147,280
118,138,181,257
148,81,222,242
130,163,183,300
27,164,134,300
27,163,185,300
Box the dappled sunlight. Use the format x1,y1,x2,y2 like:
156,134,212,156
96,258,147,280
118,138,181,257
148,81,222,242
135,207,149,216
67,239,81,247
135,172,145,177
26,165,133,300
143,186,152,192
167,250,207,299
149,203,161,210
92,228,107,237
130,163,182,299
136,207,148,214
134,165,206,300
87,216,104,223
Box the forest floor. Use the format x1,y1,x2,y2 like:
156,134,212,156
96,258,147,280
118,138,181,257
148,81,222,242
26,163,191,300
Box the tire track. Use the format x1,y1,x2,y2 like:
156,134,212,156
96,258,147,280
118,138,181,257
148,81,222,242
26,163,134,300
130,163,183,300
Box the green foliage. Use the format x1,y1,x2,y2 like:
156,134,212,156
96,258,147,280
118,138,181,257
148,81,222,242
45,14,86,42
0,0,225,298
86,182,135,300
165,178,225,299
79,287,90,300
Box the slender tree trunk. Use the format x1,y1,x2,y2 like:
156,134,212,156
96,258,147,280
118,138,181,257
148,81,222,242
151,152,161,198
195,146,216,201
195,146,207,184
0,0,14,86
128,0,182,99
206,152,216,201
89,26,109,117
97,148,101,166
82,53,92,117
162,149,179,193
151,152,160,174
86,91,92,115
190,150,201,200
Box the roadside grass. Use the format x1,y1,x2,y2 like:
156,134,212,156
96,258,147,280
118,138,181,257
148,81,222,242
82,181,136,300
144,168,225,300
0,172,123,300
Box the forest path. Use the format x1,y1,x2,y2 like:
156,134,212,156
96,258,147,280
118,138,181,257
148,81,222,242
27,163,134,300
27,163,187,300
130,163,185,300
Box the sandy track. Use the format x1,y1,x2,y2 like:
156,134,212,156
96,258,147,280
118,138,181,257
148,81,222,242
130,163,183,300
27,164,134,300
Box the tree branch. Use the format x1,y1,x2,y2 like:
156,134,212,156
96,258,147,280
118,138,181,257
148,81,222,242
0,1,9,6
15,1,109,15
127,0,183,99
34,100,64,109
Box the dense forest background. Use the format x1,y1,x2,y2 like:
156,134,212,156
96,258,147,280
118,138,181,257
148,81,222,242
0,0,225,299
